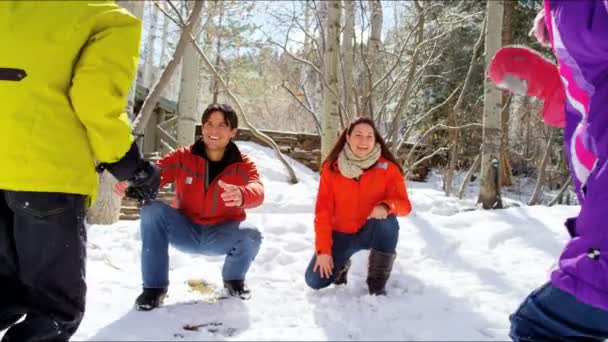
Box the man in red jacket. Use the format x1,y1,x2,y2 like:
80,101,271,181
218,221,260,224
131,103,264,311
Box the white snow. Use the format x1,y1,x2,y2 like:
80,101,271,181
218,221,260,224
8,142,579,341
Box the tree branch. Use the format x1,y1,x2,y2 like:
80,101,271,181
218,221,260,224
132,0,203,136
152,0,181,27
281,82,322,135
190,34,299,184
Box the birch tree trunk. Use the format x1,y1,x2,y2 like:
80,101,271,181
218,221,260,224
87,0,144,225
342,0,356,119
362,0,383,118
321,0,342,160
478,0,504,209
212,5,224,104
132,1,203,137
143,1,158,88
177,10,201,147
159,1,169,68
305,0,325,117
528,132,554,205
500,0,514,186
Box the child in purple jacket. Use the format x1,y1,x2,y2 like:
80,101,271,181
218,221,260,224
490,1,608,341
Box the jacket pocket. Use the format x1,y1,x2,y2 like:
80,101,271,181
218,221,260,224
5,191,77,219
0,68,27,81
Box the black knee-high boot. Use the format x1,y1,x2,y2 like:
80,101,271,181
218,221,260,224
366,249,396,295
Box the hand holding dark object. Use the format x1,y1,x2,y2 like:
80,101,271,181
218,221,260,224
124,162,161,205
96,142,161,204
96,141,143,181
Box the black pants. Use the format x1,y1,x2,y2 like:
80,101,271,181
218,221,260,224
0,190,87,342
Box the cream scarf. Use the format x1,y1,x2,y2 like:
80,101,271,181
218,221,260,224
337,143,381,179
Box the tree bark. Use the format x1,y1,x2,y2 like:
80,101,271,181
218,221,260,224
458,153,481,199
362,0,383,118
341,0,356,118
159,1,170,68
132,1,203,138
177,7,201,147
143,1,158,88
500,0,514,186
321,0,342,160
478,0,504,209
528,132,553,205
548,177,572,207
212,6,224,104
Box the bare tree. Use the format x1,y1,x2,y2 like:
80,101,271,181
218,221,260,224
548,177,572,206
159,1,170,68
500,0,514,186
132,1,203,137
445,15,486,196
458,153,481,199
528,131,554,205
321,0,342,159
177,2,201,147
153,2,300,183
342,0,356,118
388,1,425,152
211,3,225,103
143,1,159,87
478,0,504,209
362,0,383,118
192,41,299,184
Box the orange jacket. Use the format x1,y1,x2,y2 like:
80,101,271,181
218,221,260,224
314,157,412,255
157,141,264,225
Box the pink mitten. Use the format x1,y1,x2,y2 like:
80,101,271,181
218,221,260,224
489,46,565,128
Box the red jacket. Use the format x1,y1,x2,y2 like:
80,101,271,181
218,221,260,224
314,157,412,255
157,141,264,225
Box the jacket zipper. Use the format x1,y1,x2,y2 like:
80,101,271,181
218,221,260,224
202,161,210,218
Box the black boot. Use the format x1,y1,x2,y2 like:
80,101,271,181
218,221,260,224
333,259,352,285
223,280,251,300
135,288,167,311
366,249,396,296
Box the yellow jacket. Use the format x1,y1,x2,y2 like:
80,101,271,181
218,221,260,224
0,1,141,204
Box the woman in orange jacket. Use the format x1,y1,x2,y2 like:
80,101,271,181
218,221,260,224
305,117,412,295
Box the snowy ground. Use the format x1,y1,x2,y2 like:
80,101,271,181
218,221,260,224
13,142,580,341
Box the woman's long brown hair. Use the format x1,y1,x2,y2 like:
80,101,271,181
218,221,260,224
323,117,404,174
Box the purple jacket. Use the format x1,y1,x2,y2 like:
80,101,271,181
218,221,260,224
544,0,608,311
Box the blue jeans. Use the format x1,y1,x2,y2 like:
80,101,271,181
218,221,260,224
304,215,399,290
510,282,608,342
140,201,262,289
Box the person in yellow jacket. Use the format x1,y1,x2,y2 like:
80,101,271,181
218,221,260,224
0,1,160,341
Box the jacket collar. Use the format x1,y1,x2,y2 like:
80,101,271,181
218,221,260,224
191,139,243,165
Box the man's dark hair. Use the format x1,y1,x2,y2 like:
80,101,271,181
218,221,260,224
201,103,238,129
